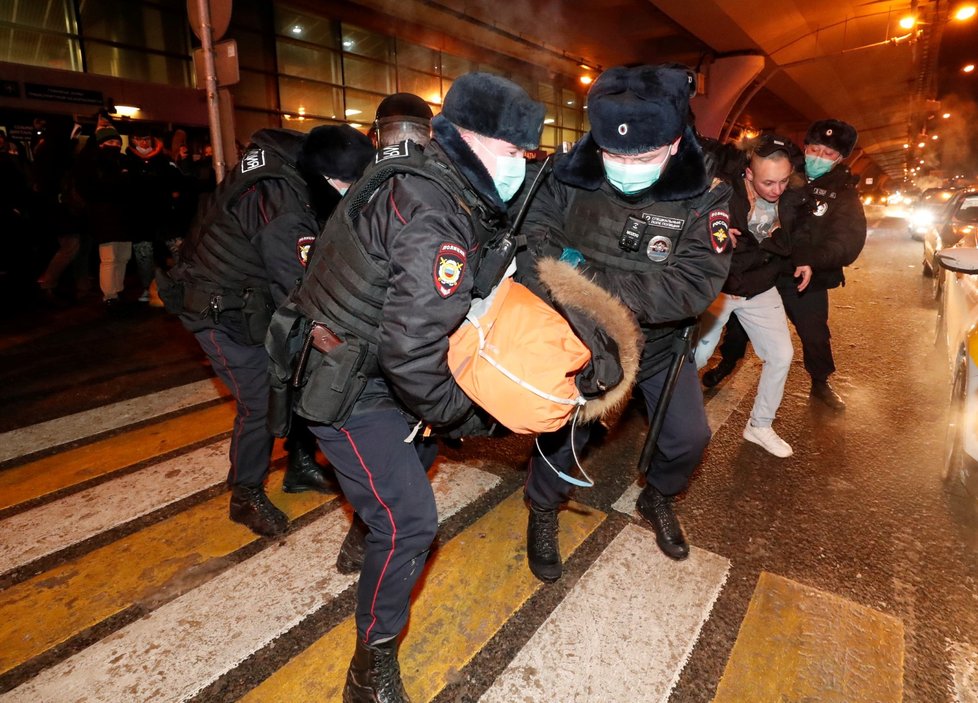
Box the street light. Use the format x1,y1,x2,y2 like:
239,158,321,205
964,63,976,72
954,5,977,21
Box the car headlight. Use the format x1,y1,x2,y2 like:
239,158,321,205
912,210,935,229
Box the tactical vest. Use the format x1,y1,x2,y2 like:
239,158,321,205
177,143,310,293
564,185,696,272
293,140,502,365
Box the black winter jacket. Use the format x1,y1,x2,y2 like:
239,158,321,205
779,165,866,292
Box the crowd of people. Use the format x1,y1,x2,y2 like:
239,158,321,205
0,111,217,311
8,65,867,702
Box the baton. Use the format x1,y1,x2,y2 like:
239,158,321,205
636,320,697,474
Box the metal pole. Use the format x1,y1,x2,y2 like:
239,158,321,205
194,0,226,182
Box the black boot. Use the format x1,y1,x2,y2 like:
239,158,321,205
526,503,562,582
337,513,369,574
810,379,846,411
635,485,689,560
702,359,736,388
283,439,334,494
343,637,411,703
229,484,289,537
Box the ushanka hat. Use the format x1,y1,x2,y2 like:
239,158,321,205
587,64,696,154
440,72,545,150
805,119,858,158
300,124,375,182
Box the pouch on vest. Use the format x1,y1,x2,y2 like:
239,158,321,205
447,277,590,434
241,288,274,345
293,330,369,427
155,269,187,316
265,303,307,438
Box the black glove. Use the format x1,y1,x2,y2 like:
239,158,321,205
555,303,624,399
436,407,497,439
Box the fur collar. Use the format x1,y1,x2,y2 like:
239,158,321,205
431,115,506,213
554,125,710,202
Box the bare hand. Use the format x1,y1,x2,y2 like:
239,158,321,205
795,265,812,292
729,227,740,249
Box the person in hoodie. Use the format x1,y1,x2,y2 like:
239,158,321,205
782,119,867,411
159,125,375,537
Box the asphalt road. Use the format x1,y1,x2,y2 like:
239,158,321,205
0,215,975,701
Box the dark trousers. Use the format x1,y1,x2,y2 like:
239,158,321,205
525,358,711,507
194,329,273,487
308,409,438,644
779,286,835,382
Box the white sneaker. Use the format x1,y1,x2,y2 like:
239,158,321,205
743,422,793,457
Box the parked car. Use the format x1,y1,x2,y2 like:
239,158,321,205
935,247,978,503
923,189,978,300
910,187,957,240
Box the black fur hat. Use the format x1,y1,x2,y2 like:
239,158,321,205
440,72,545,150
299,124,375,181
805,119,857,158
588,65,695,154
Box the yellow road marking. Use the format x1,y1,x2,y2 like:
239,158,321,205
242,491,605,702
0,403,236,510
0,471,332,676
713,571,904,703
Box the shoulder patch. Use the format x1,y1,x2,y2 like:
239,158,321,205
297,235,316,267
240,148,265,173
709,209,730,254
433,242,466,298
376,141,411,163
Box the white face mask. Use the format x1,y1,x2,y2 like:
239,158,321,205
472,136,526,202
134,144,153,155
326,177,348,196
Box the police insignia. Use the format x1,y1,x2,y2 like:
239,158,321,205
297,236,316,267
375,141,411,163
709,210,730,253
434,243,466,298
240,149,265,173
647,235,671,262
814,201,829,217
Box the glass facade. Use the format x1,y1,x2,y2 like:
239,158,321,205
0,0,588,150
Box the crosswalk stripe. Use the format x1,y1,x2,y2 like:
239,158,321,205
0,440,285,575
1,464,499,702
948,640,978,701
480,524,730,703
0,403,235,511
0,379,227,464
0,471,333,676
241,491,604,702
713,571,904,702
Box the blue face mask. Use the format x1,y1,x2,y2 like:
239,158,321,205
473,137,526,202
602,155,663,194
805,154,837,180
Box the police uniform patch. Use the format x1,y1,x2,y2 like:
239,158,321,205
814,201,829,217
375,140,411,163
647,235,671,262
297,236,316,267
709,210,730,254
240,149,265,173
433,242,466,298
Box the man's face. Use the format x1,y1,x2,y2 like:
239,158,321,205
462,132,524,179
805,143,841,161
746,156,792,203
601,137,680,170
132,135,153,152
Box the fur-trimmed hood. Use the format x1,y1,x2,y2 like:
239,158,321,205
536,258,642,426
553,125,710,202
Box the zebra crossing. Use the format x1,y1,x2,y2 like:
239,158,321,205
0,375,941,701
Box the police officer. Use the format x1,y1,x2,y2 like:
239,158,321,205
781,119,867,411
517,64,733,581
160,125,374,537
278,73,544,702
372,92,433,149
